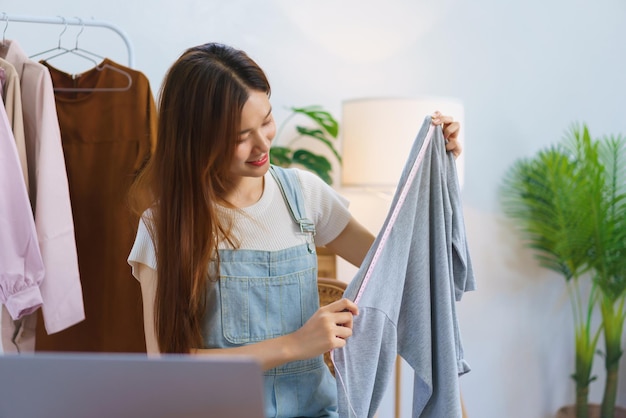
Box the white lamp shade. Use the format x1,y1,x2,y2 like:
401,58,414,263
340,97,465,188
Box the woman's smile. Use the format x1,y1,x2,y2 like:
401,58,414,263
248,153,269,167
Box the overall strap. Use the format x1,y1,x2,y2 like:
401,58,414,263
269,165,316,252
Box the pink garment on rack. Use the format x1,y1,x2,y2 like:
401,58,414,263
0,66,5,97
0,58,28,189
1,40,84,342
0,102,44,321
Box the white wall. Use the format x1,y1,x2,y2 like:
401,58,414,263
3,1,626,417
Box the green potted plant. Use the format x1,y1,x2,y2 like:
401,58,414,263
270,105,342,185
499,123,626,418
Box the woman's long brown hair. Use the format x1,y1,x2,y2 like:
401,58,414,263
129,43,271,353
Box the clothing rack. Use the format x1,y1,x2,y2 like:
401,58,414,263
1,13,135,68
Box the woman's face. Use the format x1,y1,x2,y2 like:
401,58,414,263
230,90,276,179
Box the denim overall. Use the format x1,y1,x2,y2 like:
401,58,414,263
202,166,338,418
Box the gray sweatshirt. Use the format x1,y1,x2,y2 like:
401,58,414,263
333,116,476,418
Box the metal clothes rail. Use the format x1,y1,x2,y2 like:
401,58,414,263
1,13,135,68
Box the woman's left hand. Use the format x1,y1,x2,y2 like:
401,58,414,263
431,111,462,158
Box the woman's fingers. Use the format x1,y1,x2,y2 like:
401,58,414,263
432,111,462,158
326,297,359,316
431,110,454,126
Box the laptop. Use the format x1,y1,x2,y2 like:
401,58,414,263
0,352,265,418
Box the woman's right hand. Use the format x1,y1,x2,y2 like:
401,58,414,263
289,298,359,361
191,298,358,371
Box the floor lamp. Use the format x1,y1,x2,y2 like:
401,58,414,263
339,97,465,418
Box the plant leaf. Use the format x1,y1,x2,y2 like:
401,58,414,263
290,106,339,138
269,147,292,167
499,142,594,281
291,149,333,185
295,126,342,164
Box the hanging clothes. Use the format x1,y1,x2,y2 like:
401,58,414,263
0,100,45,353
35,58,157,353
1,40,85,353
0,65,4,92
332,116,476,418
0,57,28,190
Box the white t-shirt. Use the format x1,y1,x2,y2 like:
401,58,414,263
128,168,351,274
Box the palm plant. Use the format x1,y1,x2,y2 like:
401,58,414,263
579,131,626,418
270,105,341,185
499,123,626,418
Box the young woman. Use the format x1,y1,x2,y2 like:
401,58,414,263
128,42,461,417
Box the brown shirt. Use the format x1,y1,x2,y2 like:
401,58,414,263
36,58,157,353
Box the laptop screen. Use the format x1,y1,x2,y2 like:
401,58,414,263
0,352,265,418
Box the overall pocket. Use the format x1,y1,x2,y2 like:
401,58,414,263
219,268,317,345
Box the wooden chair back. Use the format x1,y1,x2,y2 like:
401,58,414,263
316,277,347,377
